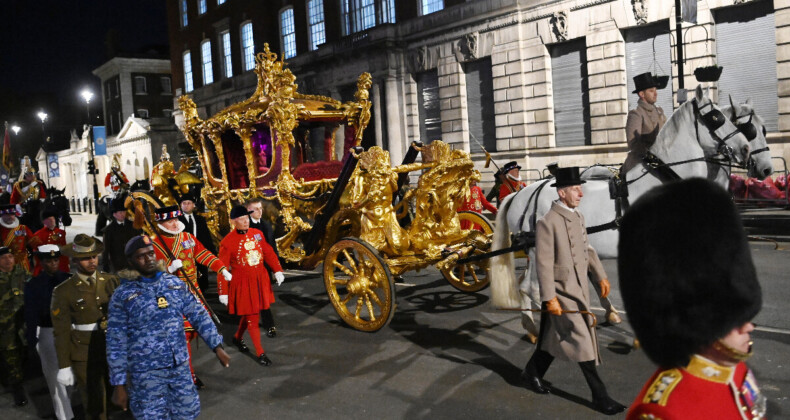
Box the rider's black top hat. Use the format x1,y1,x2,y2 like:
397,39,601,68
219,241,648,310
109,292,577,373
550,167,585,188
632,72,660,94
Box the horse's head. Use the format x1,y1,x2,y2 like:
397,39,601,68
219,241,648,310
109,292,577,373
690,86,752,170
724,96,773,180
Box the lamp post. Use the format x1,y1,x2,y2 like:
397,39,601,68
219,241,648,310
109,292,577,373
11,125,20,135
81,89,99,212
37,111,47,137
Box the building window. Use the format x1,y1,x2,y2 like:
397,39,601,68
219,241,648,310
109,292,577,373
217,0,226,4
341,0,393,35
183,51,194,92
550,38,590,147
198,0,207,14
114,79,120,98
134,76,147,94
163,109,173,117
416,70,442,143
201,40,214,85
105,83,111,99
241,22,255,71
180,0,188,27
280,8,296,59
308,0,326,51
420,0,444,15
137,109,149,119
464,58,496,152
221,30,233,77
160,76,172,95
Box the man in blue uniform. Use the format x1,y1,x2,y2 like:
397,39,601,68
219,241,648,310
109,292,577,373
106,235,230,419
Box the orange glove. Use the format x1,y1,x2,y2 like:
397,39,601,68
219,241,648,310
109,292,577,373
545,297,562,316
599,279,610,299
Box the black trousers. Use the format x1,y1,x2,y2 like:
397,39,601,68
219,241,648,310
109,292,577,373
524,302,609,400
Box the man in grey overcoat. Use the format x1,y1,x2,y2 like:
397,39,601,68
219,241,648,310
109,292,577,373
623,72,667,174
520,167,625,416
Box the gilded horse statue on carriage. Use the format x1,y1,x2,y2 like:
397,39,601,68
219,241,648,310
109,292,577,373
150,44,494,332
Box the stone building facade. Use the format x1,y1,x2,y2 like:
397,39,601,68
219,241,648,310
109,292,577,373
167,0,789,190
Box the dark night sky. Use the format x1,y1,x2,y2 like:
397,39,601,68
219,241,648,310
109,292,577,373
0,0,169,162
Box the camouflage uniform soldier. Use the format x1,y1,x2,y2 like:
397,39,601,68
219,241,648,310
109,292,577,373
107,236,230,419
0,246,29,406
52,235,119,420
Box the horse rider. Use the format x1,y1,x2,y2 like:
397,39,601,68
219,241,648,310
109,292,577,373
619,179,765,419
25,245,73,419
10,157,47,205
0,246,29,407
498,161,527,202
0,203,37,273
107,235,230,419
31,209,70,275
51,235,120,420
623,72,667,174
104,155,130,199
520,167,626,415
152,205,231,388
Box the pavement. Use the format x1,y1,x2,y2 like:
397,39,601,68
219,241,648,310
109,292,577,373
1,213,788,419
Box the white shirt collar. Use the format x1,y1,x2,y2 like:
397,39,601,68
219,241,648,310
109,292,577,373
250,217,260,224
555,200,577,213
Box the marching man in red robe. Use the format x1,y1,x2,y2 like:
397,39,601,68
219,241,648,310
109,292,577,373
152,205,231,388
31,209,69,275
218,205,284,366
0,204,36,272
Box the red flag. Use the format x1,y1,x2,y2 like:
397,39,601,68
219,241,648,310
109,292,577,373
2,122,11,171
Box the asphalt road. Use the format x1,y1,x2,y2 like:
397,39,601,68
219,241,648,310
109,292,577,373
2,214,789,419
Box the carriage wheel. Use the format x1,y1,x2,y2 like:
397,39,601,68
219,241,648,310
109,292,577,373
323,238,395,332
441,211,494,293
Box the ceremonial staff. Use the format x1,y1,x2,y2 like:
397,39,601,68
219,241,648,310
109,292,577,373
468,132,520,197
129,197,222,326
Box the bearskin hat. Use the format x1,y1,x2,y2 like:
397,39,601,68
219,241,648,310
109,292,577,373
617,178,762,368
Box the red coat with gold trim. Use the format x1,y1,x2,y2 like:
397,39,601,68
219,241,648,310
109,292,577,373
498,179,526,201
1,224,35,272
218,228,282,315
627,356,765,420
10,180,47,204
31,227,70,274
152,231,225,292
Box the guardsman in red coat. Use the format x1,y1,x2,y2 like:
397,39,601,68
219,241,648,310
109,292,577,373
619,179,766,419
10,159,47,205
218,205,284,366
0,204,37,272
103,155,129,199
498,161,527,202
458,175,497,230
151,205,231,388
31,209,70,275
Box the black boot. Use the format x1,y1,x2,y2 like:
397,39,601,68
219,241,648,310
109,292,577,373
258,353,272,366
232,337,249,353
521,350,553,394
194,375,205,390
579,361,626,415
13,385,27,407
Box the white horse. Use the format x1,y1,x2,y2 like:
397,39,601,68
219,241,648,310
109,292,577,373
490,86,773,322
718,96,773,185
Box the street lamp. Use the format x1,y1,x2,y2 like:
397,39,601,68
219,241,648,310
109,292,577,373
11,125,20,135
80,88,99,212
37,111,47,132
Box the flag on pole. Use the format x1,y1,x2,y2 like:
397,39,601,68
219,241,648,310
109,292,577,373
2,121,12,171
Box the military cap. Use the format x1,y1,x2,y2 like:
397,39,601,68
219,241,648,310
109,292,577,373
230,205,253,220
61,234,104,258
0,247,11,257
125,235,153,257
35,244,61,259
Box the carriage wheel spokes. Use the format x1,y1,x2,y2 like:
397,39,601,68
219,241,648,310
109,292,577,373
440,211,494,292
323,238,395,332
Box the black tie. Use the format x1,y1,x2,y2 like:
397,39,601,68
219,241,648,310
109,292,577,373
186,216,194,235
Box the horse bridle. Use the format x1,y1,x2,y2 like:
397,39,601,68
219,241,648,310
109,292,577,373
692,99,745,166
733,110,770,171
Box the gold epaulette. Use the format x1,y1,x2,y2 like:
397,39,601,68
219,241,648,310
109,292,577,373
638,414,663,420
642,368,683,406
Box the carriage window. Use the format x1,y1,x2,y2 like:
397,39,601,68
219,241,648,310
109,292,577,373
251,123,274,176
221,130,251,189
291,122,344,181
203,136,223,182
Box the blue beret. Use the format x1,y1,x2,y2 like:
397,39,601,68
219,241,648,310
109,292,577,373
125,235,153,257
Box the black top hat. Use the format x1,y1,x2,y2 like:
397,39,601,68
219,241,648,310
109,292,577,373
154,205,182,222
502,161,521,173
110,197,127,213
618,179,761,368
632,72,660,94
550,167,585,188
40,209,59,221
230,205,253,220
179,191,198,203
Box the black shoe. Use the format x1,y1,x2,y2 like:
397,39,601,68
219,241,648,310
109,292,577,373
258,353,272,366
194,375,204,390
232,337,249,353
592,396,627,415
266,327,277,338
520,370,550,394
13,386,27,406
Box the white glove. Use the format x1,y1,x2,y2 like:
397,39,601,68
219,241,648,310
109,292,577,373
219,295,228,306
274,272,285,286
167,259,183,273
57,367,75,386
221,269,232,281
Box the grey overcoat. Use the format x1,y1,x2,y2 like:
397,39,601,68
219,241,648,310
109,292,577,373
623,98,667,173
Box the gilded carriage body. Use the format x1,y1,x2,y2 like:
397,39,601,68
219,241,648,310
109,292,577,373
176,44,492,332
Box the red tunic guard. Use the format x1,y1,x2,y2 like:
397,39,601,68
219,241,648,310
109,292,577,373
152,231,225,292
627,356,766,420
31,227,69,274
10,180,47,204
1,224,35,272
498,178,526,201
218,227,282,315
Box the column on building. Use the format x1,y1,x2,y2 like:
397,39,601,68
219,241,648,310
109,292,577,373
491,27,532,154
384,73,407,164
438,43,470,152
778,0,790,132
586,23,628,146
